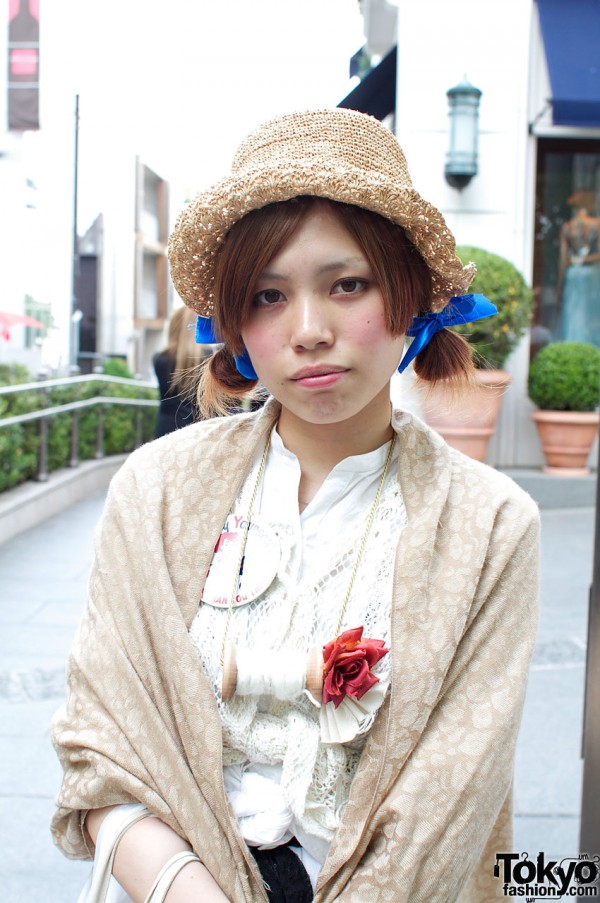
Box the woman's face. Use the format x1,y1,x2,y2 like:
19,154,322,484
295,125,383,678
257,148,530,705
240,205,406,436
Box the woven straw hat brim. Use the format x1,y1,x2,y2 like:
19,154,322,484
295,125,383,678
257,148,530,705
168,138,475,318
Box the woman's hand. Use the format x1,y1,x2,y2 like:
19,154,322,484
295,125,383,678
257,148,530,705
86,807,231,902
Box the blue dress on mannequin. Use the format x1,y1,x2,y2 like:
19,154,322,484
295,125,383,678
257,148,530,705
559,213,600,347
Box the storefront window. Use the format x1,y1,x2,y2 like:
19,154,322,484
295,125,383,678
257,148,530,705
533,139,600,355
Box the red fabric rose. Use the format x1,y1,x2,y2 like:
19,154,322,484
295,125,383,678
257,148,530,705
322,626,389,708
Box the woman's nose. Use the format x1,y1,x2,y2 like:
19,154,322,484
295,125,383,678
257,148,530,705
288,295,334,350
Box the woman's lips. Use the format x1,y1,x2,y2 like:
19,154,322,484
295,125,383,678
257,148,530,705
291,366,348,388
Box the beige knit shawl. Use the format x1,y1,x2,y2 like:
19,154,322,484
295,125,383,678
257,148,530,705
51,399,539,902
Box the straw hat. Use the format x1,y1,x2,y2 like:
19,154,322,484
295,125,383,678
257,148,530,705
168,108,475,317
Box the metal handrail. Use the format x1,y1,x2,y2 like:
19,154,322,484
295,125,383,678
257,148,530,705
0,373,156,396
0,396,158,429
0,377,159,484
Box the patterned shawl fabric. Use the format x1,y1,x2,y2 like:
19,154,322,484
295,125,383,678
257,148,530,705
51,399,540,902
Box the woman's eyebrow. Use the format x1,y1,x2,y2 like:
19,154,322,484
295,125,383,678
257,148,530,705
316,257,367,275
258,257,368,282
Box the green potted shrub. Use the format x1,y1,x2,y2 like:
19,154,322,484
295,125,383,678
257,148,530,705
528,341,600,474
418,246,533,463
453,246,534,370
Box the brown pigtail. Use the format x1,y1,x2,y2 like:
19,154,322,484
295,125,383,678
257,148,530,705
413,328,476,385
197,347,257,418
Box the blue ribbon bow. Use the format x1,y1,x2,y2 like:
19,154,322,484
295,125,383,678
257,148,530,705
397,293,497,373
195,316,218,344
195,316,258,380
196,292,497,382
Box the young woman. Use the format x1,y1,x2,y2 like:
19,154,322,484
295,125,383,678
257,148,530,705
52,109,539,903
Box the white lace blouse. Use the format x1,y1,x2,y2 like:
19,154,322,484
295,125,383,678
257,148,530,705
189,424,407,871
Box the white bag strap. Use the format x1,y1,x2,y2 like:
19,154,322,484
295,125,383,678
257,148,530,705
82,803,156,903
144,851,202,902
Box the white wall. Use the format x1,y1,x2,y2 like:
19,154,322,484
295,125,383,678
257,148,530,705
394,0,546,466
395,0,533,263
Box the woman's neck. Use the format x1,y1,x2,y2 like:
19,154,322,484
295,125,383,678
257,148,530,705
276,405,394,510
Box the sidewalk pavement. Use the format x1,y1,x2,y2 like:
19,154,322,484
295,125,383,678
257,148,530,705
0,483,595,902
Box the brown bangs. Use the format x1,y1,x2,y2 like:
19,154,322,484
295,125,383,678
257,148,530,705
336,203,433,334
213,199,316,354
212,197,433,352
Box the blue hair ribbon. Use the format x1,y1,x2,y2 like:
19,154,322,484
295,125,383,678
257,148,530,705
232,347,258,380
196,316,259,380
195,315,218,344
198,294,497,383
397,293,497,374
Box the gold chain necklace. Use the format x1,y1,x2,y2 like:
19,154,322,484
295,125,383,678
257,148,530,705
219,428,397,683
220,432,272,665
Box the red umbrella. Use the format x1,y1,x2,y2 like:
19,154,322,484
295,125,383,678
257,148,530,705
0,311,46,341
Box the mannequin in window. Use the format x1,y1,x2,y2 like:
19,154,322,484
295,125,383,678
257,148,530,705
558,189,600,346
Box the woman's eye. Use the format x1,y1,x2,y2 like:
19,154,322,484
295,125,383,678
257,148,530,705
254,289,284,306
332,279,367,295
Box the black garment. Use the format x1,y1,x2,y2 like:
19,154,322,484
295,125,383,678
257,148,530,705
152,350,197,438
248,845,313,903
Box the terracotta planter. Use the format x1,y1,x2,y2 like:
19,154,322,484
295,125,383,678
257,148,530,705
531,410,600,476
420,370,512,463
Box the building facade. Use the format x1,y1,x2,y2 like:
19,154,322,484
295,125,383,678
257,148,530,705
357,0,600,468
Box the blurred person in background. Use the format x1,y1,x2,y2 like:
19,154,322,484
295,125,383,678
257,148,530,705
153,306,213,438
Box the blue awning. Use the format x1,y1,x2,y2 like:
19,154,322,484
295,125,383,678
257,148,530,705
338,46,397,121
537,0,600,127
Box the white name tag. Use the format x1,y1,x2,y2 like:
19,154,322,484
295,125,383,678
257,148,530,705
201,514,281,608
